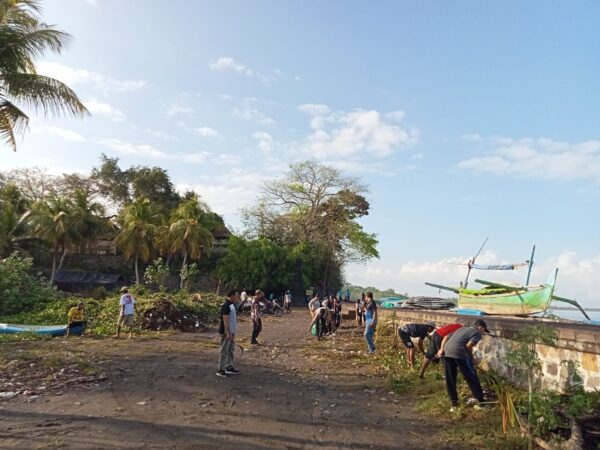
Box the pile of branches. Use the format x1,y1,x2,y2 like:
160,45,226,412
141,300,205,332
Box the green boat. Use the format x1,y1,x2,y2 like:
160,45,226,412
425,243,590,319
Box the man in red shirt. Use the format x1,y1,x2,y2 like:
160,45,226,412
419,323,463,378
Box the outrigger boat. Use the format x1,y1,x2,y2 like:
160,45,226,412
426,242,590,320
0,323,85,337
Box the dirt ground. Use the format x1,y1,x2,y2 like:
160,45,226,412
0,308,453,449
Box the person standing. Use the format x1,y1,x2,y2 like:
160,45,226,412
397,322,436,368
363,292,378,354
65,301,86,337
284,290,292,313
419,323,463,378
216,290,240,378
345,288,351,303
251,289,264,345
438,319,489,411
114,287,136,339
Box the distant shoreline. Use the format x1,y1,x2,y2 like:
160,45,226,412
551,307,600,311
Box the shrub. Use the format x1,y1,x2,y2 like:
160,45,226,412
0,254,56,315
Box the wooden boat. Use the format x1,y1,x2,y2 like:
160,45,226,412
0,323,85,337
426,243,590,319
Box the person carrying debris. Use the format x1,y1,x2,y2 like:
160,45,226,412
308,295,321,319
216,290,241,378
437,319,490,412
65,301,86,337
397,322,436,368
418,323,463,378
250,289,264,345
308,305,332,340
114,287,137,339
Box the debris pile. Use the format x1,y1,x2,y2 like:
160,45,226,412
141,300,205,332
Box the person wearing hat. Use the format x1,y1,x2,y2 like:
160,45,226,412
437,319,490,411
418,323,463,378
397,322,437,368
114,287,137,339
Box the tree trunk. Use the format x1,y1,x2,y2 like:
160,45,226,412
528,362,534,450
57,247,68,274
135,254,140,285
50,246,58,285
180,251,188,290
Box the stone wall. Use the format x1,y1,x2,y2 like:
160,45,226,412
379,309,600,392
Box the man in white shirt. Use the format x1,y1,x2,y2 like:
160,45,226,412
308,296,321,319
115,287,136,339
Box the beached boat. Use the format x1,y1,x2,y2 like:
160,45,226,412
425,243,590,319
0,323,84,337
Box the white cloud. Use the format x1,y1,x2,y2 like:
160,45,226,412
253,131,273,155
220,94,232,101
195,127,220,137
458,137,600,183
209,57,253,76
99,138,168,159
177,177,256,216
385,110,406,122
233,100,275,125
301,109,416,158
85,99,125,122
166,103,195,117
37,62,145,94
35,126,86,142
297,104,330,116
208,56,280,85
346,250,600,308
83,0,97,5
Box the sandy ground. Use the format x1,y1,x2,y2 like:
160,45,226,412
0,308,452,449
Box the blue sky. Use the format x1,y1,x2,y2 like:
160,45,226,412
4,0,600,306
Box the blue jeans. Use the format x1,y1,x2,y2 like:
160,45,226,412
364,320,376,352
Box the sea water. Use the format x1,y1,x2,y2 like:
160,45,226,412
544,309,600,324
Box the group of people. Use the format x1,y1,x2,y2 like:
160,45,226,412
396,318,491,411
307,294,344,339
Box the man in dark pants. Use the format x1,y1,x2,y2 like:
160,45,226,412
250,289,264,344
308,305,330,340
438,319,490,412
216,290,240,378
397,322,436,368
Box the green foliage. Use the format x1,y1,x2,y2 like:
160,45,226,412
180,263,199,291
144,258,170,292
89,286,108,300
218,235,292,290
0,254,55,315
0,0,88,152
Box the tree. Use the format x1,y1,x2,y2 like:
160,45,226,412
115,198,165,284
0,182,29,256
169,195,215,288
30,194,77,284
243,160,378,288
218,235,292,291
71,188,107,253
0,0,88,151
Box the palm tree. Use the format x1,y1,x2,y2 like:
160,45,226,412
0,0,88,151
30,194,77,284
71,188,106,253
115,198,165,284
169,195,215,288
0,182,30,256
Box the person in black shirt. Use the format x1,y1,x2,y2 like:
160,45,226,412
397,322,436,368
217,290,240,378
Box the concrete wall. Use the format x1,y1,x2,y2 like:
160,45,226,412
380,309,600,392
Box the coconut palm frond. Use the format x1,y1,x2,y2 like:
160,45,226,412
0,98,28,151
0,0,43,28
2,73,88,117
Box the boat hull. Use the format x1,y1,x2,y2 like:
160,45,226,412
0,323,85,337
458,285,553,316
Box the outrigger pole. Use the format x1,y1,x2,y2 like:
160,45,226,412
525,245,536,286
463,237,488,289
